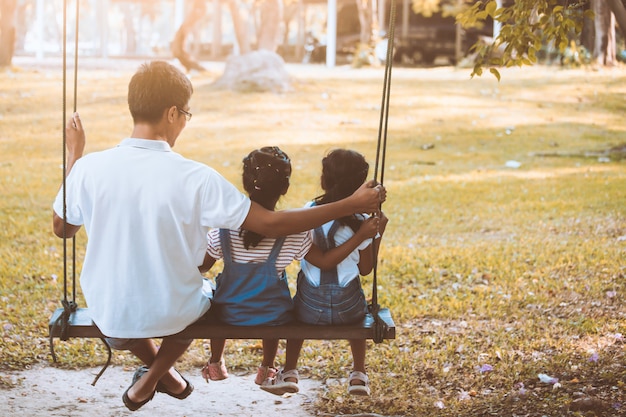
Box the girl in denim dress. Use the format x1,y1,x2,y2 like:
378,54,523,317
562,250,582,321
198,147,380,394
262,149,388,397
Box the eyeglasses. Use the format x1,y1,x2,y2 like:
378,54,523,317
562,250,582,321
178,107,192,122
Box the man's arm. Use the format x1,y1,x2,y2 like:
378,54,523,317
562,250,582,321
53,217,81,238
240,180,384,238
52,112,85,238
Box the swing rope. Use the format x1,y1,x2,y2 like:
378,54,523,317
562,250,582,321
49,0,111,385
369,0,397,344
50,0,78,360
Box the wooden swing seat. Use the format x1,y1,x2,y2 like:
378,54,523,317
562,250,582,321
49,307,396,340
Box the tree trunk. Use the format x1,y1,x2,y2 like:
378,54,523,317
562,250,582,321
211,0,223,60
122,3,137,55
228,0,251,54
355,0,373,45
592,0,616,66
171,0,207,72
606,0,626,40
14,0,27,51
256,0,282,52
220,0,290,91
580,0,594,52
0,0,17,67
282,1,298,46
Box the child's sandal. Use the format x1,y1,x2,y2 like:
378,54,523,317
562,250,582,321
254,365,278,385
201,358,229,382
260,369,299,396
348,370,370,396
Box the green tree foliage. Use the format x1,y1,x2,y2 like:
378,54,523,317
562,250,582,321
456,0,594,80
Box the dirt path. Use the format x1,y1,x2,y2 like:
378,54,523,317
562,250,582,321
0,365,321,417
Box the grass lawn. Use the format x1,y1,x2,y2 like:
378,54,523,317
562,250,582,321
0,59,625,416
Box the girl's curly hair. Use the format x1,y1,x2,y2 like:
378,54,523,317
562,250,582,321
240,146,291,249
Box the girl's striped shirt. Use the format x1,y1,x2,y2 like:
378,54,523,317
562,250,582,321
206,228,313,274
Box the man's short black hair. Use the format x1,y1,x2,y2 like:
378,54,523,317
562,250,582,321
128,61,193,124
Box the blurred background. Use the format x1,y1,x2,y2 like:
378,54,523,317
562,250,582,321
1,0,623,70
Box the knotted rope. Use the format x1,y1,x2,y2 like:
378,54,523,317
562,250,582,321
368,0,397,344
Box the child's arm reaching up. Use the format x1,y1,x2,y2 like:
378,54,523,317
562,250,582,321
304,216,380,270
358,211,388,276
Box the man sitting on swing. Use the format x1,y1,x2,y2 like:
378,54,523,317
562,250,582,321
52,61,385,412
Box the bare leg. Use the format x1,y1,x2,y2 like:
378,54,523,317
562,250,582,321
347,339,370,396
259,339,302,395
261,338,279,368
210,338,226,363
201,338,229,382
283,339,303,372
126,337,192,403
349,339,367,378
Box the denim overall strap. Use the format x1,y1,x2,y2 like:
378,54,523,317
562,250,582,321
219,228,233,262
266,233,285,267
220,229,284,265
315,221,342,286
219,229,286,272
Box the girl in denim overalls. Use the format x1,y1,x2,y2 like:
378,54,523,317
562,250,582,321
198,147,380,394
262,149,388,397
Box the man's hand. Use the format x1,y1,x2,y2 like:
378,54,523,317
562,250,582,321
65,112,85,173
53,112,85,238
350,180,386,214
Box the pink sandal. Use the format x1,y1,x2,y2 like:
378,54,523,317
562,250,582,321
254,365,278,385
201,358,228,382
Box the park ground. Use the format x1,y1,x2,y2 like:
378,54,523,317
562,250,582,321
0,57,625,416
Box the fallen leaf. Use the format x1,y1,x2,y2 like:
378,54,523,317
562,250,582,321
538,373,559,384
479,364,494,373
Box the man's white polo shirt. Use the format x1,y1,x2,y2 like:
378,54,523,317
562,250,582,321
53,138,250,338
